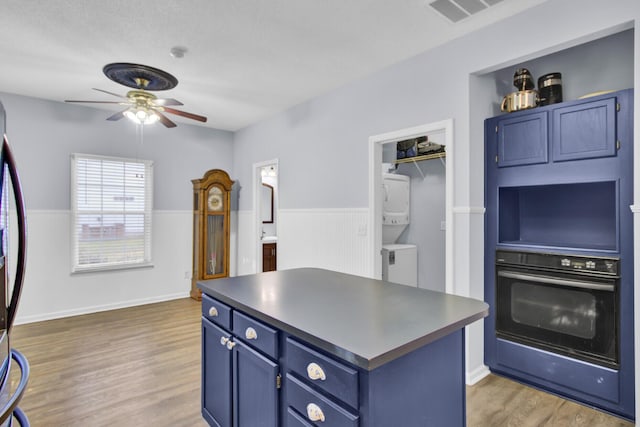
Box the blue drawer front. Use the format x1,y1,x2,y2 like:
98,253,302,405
287,407,314,427
496,338,619,403
287,374,359,427
202,294,232,330
286,338,358,409
232,311,279,359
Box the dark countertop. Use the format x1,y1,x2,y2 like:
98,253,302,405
198,268,488,370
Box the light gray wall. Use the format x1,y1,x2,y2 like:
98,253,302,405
0,92,234,211
232,36,462,210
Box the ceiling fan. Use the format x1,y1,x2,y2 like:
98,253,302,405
65,63,207,128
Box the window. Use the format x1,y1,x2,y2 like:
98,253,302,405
71,154,153,273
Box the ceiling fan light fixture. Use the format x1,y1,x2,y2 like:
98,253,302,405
124,107,159,125
65,63,206,128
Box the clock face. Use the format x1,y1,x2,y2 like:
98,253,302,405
208,187,223,211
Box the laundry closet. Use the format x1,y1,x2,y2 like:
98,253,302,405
381,132,447,292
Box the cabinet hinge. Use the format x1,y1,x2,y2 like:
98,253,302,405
617,140,621,150
616,103,621,112
276,373,282,389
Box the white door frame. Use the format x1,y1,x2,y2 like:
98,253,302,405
253,158,279,273
368,119,454,293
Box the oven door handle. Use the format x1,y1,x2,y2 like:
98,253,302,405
498,271,615,292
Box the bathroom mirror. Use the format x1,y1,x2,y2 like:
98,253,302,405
261,183,274,223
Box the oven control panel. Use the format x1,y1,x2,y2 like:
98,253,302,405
496,250,619,276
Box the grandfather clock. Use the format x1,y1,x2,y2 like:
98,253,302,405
191,169,233,300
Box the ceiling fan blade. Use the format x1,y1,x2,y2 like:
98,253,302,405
155,111,177,128
152,98,183,107
65,100,125,104
163,107,208,123
92,88,128,99
106,110,127,121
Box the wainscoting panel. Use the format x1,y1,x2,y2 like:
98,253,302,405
15,210,193,324
236,209,371,278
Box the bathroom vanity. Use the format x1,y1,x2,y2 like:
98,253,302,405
198,268,488,426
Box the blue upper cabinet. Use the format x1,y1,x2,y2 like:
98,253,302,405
497,111,548,168
552,96,617,162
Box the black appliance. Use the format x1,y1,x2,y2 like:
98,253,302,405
538,72,563,106
495,250,619,369
0,101,29,426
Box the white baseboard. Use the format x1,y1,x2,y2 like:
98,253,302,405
15,292,189,325
466,364,491,385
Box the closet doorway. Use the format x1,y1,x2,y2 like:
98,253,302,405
368,120,453,293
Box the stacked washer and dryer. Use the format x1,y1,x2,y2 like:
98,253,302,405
381,173,417,287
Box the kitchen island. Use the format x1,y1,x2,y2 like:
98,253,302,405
198,268,488,427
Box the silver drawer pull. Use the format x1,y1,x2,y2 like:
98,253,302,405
226,340,236,350
306,362,326,381
245,327,258,340
208,307,219,317
220,336,229,346
306,403,325,422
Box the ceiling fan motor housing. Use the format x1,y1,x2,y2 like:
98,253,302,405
103,63,178,91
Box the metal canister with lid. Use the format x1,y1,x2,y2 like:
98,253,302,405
538,72,563,106
513,68,535,91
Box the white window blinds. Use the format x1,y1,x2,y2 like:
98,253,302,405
71,154,153,273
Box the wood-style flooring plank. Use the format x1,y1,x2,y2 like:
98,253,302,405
9,298,207,427
466,374,634,427
5,297,634,426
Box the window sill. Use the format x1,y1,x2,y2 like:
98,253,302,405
71,262,155,275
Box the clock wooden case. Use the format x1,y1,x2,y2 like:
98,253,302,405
191,169,233,300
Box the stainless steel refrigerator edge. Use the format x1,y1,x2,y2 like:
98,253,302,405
0,100,30,426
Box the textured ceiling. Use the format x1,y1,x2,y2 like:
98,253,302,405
0,0,544,131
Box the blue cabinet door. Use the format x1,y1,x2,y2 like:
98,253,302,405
202,318,233,427
552,96,617,162
233,340,279,427
497,111,548,167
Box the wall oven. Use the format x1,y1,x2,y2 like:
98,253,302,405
495,250,619,369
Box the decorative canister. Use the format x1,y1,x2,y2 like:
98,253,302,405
513,68,535,91
538,72,563,106
501,90,540,113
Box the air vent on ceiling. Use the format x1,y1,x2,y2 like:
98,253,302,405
429,0,504,23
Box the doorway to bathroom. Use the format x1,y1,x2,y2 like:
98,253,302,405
253,159,279,272
368,119,453,293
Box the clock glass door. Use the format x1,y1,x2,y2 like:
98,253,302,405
206,186,226,277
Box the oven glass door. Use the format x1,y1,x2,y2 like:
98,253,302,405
496,267,618,368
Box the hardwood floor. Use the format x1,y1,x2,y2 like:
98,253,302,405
467,375,633,427
10,298,207,427
6,298,634,426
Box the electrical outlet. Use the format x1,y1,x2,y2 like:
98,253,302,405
184,271,190,279
440,221,446,231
